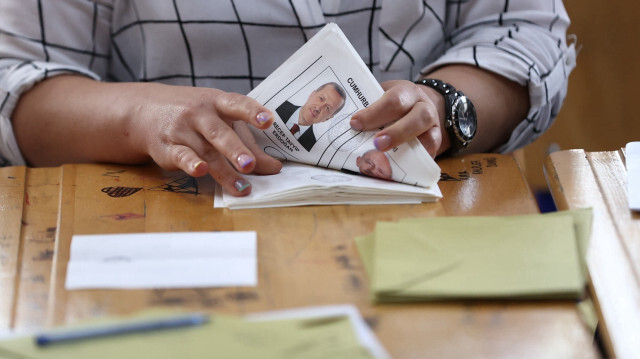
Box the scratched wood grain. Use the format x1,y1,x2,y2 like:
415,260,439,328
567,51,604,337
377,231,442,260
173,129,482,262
37,154,598,359
0,166,25,333
47,164,146,326
545,149,640,359
11,167,61,332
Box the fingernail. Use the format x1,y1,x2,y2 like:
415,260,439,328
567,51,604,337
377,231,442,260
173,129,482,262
234,179,251,192
237,154,253,168
350,119,363,131
193,160,206,172
374,135,391,151
256,112,271,124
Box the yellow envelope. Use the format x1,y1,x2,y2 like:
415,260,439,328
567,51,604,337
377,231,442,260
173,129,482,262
356,210,589,303
400,208,593,281
0,312,373,359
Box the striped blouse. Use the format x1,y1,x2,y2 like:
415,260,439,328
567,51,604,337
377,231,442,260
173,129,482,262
0,0,576,166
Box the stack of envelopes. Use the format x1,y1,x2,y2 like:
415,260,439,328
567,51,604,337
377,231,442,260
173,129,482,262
355,209,592,302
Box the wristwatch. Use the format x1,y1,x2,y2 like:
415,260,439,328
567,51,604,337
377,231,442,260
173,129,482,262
415,78,477,154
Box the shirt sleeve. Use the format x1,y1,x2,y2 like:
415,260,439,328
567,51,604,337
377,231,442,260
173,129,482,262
420,2,577,153
0,0,112,166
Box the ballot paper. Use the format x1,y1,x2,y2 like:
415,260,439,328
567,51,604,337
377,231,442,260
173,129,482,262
65,232,256,290
355,209,592,303
215,161,442,209
247,23,440,189
0,307,387,359
626,141,640,211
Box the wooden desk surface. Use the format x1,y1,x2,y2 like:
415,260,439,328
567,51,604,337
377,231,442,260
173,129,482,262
545,149,640,359
1,154,598,359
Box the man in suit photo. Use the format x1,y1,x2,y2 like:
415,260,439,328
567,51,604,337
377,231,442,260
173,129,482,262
276,82,346,152
356,149,393,180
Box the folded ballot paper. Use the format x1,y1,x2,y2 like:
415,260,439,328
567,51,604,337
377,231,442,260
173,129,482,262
215,161,442,209
216,23,441,209
65,232,257,290
0,306,389,359
355,209,593,303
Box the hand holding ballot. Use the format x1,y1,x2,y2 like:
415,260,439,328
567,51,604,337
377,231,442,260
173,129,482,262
214,24,444,208
350,79,444,158
247,24,440,189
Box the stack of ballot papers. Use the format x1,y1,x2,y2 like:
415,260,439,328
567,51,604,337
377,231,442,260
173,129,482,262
215,161,442,209
218,22,442,209
355,209,592,302
212,23,444,209
0,306,389,359
246,23,441,189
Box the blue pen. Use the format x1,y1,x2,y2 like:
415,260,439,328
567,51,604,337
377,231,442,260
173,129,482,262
35,313,209,347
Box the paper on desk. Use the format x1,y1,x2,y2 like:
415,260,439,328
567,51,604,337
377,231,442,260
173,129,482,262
215,161,442,209
65,232,256,290
626,141,640,211
0,308,380,359
355,211,587,303
246,305,390,359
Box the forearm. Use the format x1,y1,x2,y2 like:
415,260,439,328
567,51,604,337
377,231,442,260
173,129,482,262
12,75,150,166
11,74,282,196
420,64,530,155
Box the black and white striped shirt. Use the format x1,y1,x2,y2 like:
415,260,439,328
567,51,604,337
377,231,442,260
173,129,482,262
0,0,576,166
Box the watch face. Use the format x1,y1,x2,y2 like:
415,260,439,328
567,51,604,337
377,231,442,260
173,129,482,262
455,97,477,140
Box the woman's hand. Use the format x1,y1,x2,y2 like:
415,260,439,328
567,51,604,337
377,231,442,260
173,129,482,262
12,76,282,196
127,84,282,196
348,80,446,158
348,65,532,158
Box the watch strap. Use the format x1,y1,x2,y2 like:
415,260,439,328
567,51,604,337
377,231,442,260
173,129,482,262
415,78,457,97
415,78,476,155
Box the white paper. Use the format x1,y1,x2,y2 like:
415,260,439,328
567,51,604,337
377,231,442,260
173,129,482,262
215,161,442,209
65,232,256,290
627,141,640,211
246,304,390,359
247,23,440,188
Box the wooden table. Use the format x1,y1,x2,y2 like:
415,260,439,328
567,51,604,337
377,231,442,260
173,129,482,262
545,149,640,359
0,154,599,358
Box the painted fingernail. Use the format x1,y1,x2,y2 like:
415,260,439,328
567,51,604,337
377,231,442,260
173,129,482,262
256,112,271,124
374,135,391,151
350,119,363,131
237,154,253,168
234,179,251,192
